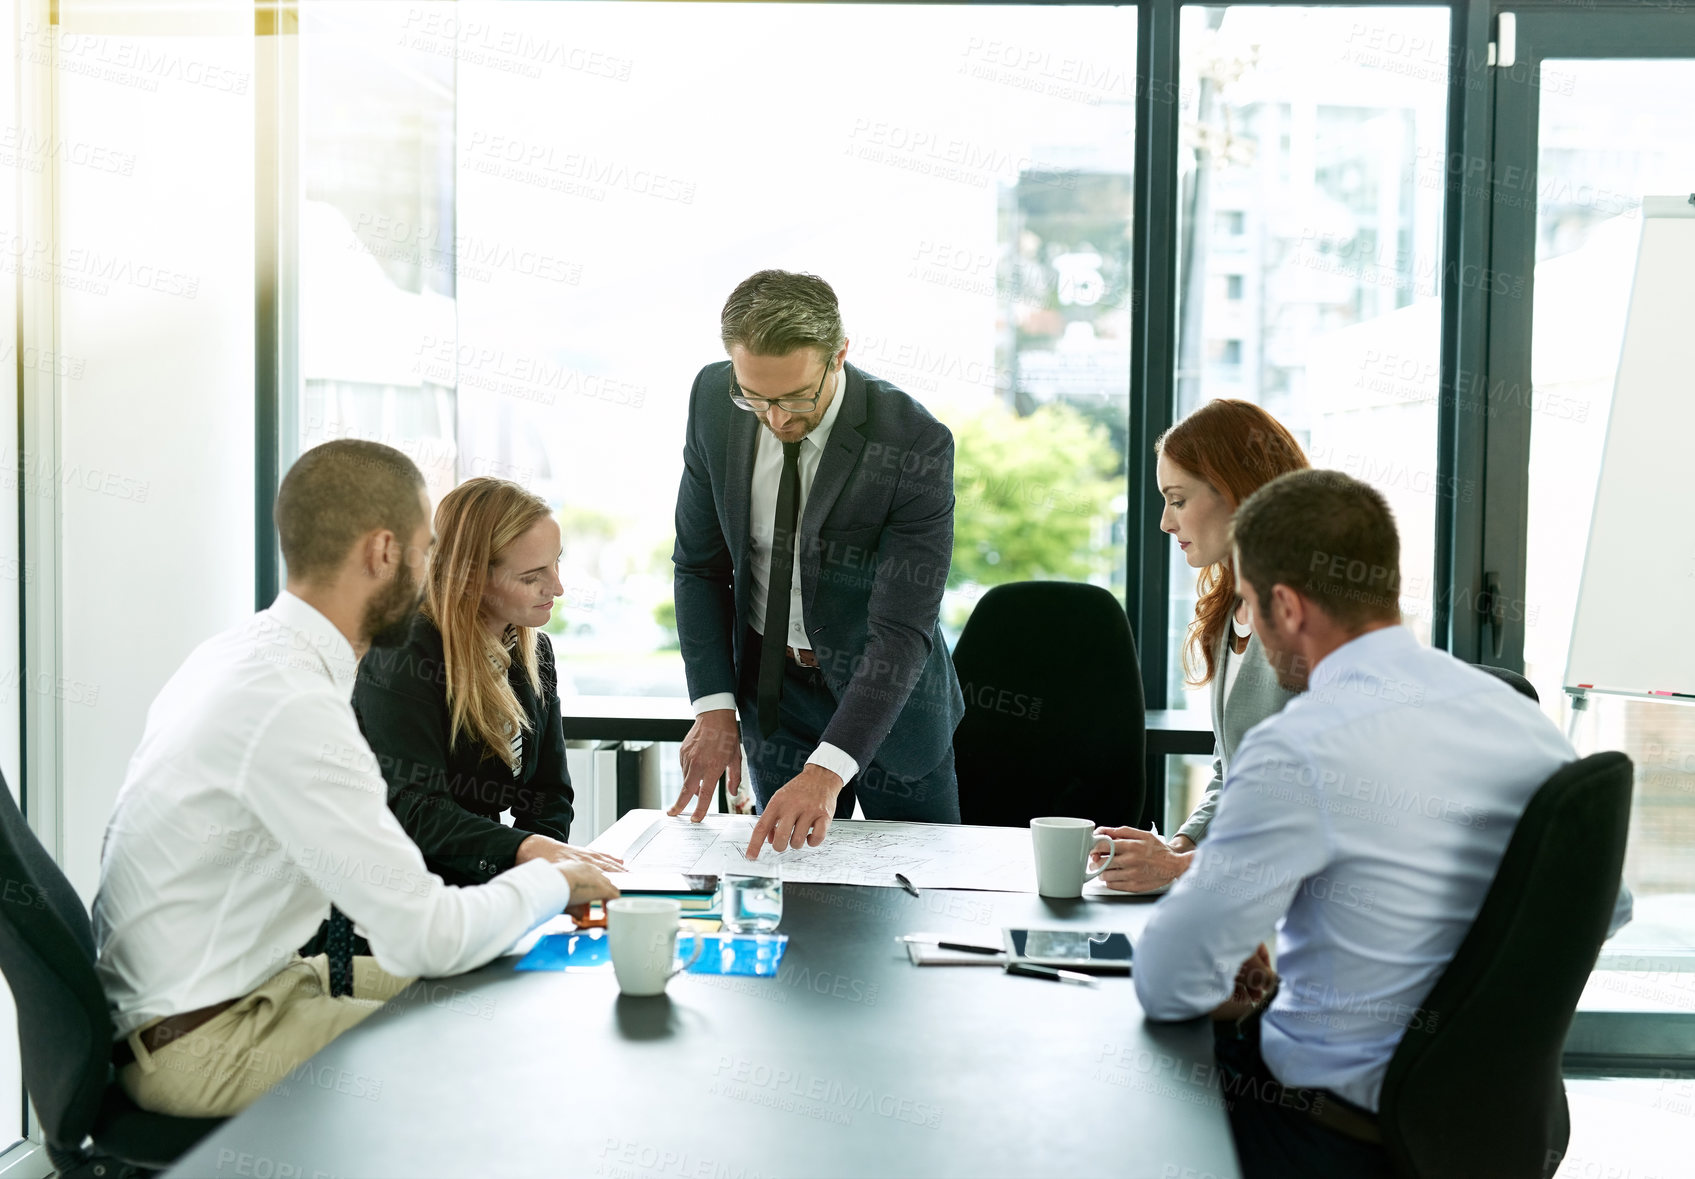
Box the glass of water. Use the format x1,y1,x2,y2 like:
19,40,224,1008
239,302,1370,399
721,872,783,933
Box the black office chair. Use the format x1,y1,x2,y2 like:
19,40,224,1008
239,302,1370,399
1379,751,1633,1179
0,776,223,1177
1473,662,1540,704
951,581,1145,828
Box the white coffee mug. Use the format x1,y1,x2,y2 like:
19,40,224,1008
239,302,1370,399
1030,817,1115,898
607,898,705,997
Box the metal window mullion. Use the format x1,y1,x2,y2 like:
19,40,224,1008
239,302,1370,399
1129,0,1183,830
1129,0,1181,709
255,3,298,609
1434,0,1495,657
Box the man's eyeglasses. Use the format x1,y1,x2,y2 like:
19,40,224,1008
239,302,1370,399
729,362,831,414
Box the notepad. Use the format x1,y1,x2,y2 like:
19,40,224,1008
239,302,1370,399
904,941,1008,967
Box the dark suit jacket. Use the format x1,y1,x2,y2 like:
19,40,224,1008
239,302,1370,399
672,361,965,777
352,613,574,886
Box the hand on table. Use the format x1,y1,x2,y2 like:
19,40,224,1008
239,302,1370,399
744,765,844,859
514,834,624,874
671,709,742,822
557,860,621,923
1091,826,1194,893
1210,943,1279,1022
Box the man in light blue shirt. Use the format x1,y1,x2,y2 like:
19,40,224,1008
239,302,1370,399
1135,469,1578,1178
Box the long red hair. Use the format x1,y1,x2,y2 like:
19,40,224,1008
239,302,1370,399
1157,400,1309,685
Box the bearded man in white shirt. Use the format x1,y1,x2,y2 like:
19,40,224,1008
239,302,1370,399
93,440,617,1118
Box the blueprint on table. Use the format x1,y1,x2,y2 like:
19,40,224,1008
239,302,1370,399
618,814,1042,892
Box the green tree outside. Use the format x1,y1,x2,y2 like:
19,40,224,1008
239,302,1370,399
948,402,1121,589
633,403,1120,645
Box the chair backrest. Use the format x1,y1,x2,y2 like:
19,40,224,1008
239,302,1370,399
1473,663,1540,703
951,581,1145,827
0,774,113,1152
1379,751,1633,1179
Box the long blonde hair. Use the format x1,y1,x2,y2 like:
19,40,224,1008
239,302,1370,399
423,478,550,769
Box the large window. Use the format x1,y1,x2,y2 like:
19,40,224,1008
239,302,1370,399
286,4,1695,986
298,3,458,504
447,1,1137,696
296,2,1136,698
1164,4,1448,820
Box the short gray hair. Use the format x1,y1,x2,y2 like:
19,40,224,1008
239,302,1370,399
720,270,845,361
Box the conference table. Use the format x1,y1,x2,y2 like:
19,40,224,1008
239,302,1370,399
166,811,1242,1179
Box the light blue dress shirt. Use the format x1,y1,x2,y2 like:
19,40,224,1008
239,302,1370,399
1134,625,1579,1111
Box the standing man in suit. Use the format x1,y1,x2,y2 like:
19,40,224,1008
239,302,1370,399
669,270,964,857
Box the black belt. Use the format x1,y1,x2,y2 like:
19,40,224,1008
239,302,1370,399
1307,1090,1382,1144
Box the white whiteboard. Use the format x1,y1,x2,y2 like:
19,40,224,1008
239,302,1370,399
1565,197,1695,700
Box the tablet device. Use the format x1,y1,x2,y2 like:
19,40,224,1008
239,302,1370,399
606,872,718,895
1003,928,1133,974
605,873,720,910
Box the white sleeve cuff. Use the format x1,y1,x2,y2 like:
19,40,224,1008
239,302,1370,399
690,693,738,716
503,856,575,922
806,742,860,785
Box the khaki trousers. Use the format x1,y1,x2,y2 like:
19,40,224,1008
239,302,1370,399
119,954,414,1118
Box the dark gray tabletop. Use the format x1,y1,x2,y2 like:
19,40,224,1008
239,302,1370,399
165,885,1240,1179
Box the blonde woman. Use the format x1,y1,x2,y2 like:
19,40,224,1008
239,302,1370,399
354,478,622,884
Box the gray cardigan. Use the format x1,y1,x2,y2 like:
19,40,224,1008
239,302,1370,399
1174,627,1298,846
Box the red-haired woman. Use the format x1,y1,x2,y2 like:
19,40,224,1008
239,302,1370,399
1098,399,1310,892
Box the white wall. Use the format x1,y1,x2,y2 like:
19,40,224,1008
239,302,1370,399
55,26,256,901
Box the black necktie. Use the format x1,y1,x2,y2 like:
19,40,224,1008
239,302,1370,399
757,441,804,739
326,906,355,998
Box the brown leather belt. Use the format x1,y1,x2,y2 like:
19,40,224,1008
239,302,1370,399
113,997,239,1068
786,645,819,668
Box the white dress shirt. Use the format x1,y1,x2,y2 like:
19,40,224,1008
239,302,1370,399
1220,638,1242,708
1135,626,1577,1111
691,368,859,785
93,592,572,1037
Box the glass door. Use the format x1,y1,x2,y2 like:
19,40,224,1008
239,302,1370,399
1479,7,1695,1071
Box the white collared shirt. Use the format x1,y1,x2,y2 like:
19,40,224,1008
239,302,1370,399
1135,626,1582,1110
746,370,844,650
93,592,572,1036
691,367,858,786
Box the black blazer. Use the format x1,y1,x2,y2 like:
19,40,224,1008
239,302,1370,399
672,361,965,777
353,613,575,887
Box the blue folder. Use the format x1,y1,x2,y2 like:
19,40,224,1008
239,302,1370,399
516,929,788,976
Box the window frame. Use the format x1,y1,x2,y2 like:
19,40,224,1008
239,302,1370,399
243,0,1691,1070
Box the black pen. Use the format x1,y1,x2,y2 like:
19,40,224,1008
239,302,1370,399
895,872,920,897
897,935,1003,955
1006,962,1096,986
